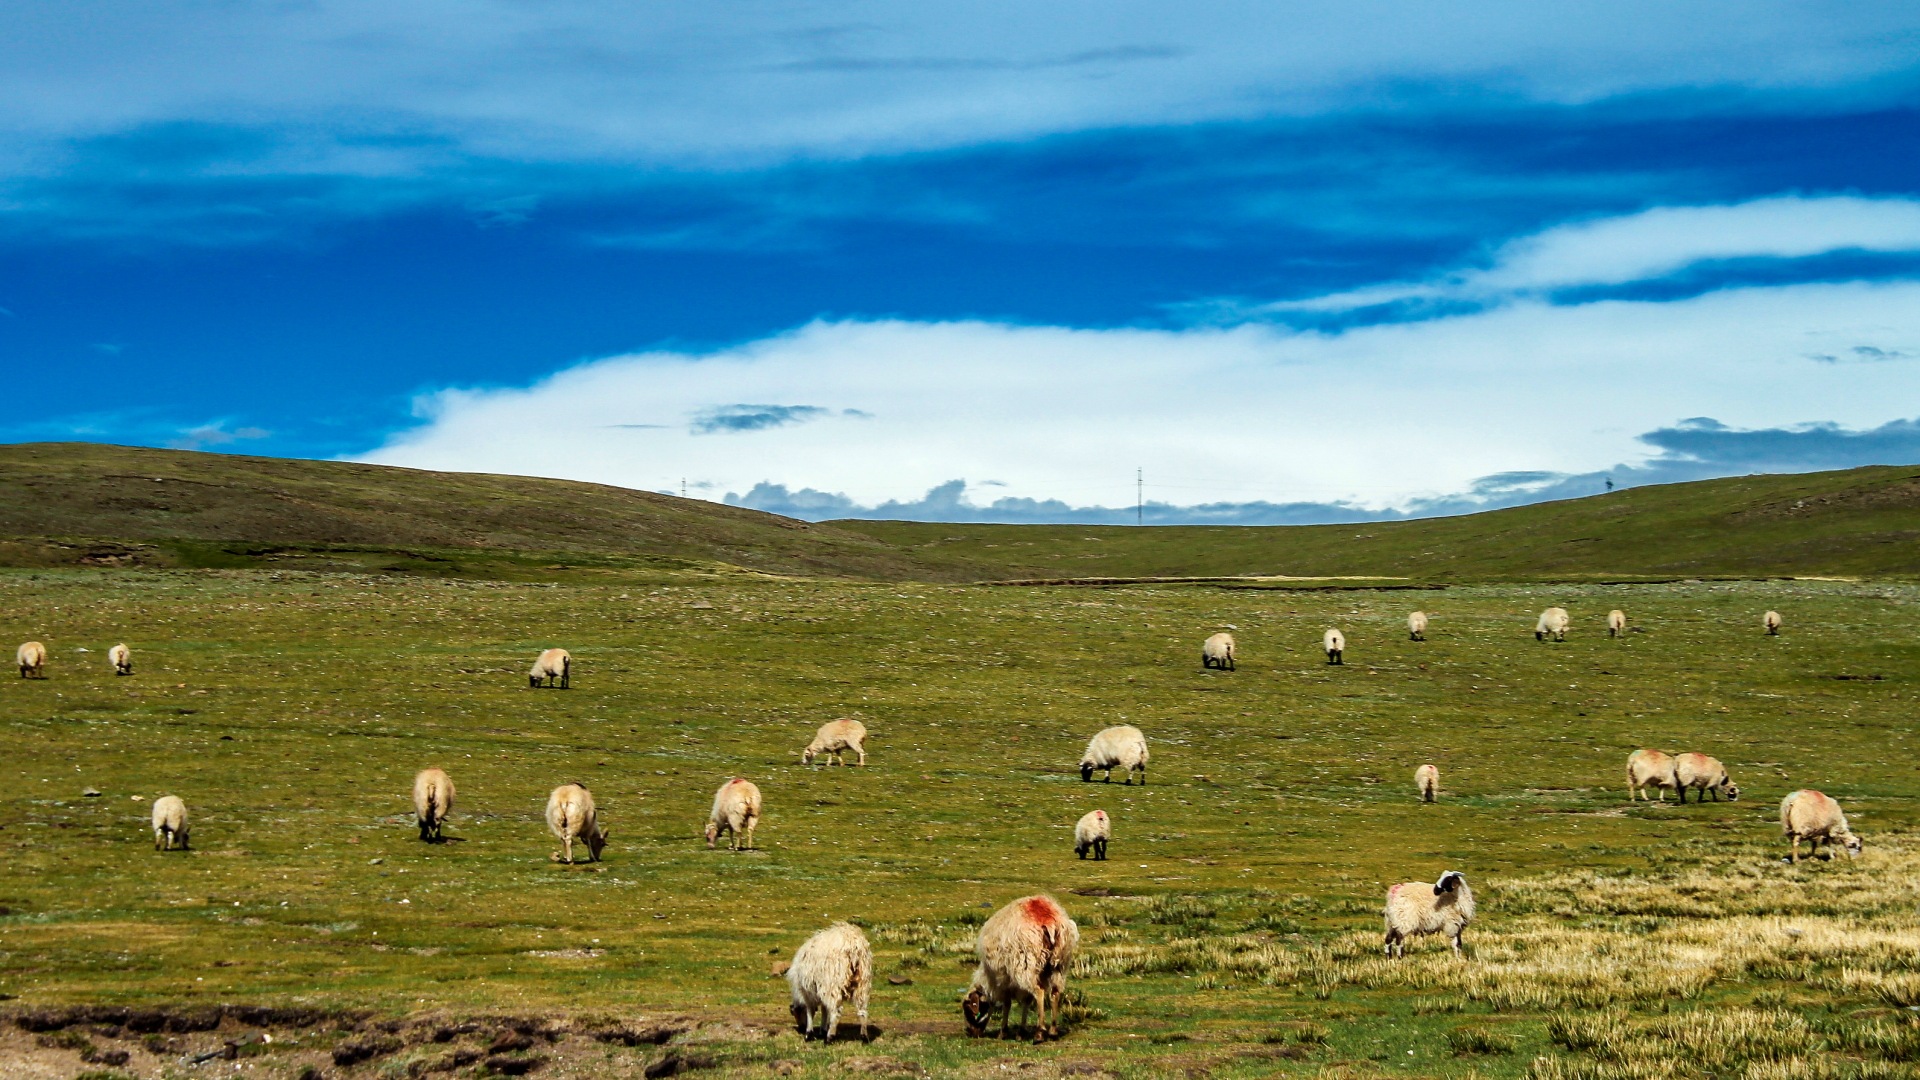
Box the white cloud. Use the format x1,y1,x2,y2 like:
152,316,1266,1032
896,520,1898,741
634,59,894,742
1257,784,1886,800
358,279,1920,511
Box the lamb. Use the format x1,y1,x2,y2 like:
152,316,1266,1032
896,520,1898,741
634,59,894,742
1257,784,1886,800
1674,753,1739,804
545,782,607,864
1201,632,1236,670
1607,610,1627,638
1780,789,1862,863
1415,764,1439,803
1383,870,1473,958
529,647,571,689
151,795,189,851
1535,607,1569,642
802,719,867,766
108,643,133,676
1764,610,1783,636
1078,725,1148,785
962,895,1080,1043
787,922,872,1042
706,777,762,850
1408,611,1427,642
1627,748,1682,801
1073,809,1110,860
1323,628,1345,665
16,641,46,678
413,768,455,842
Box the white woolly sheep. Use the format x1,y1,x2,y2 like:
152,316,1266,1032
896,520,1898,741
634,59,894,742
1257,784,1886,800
413,767,455,842
1607,610,1627,638
706,777,762,850
1674,752,1739,804
1535,607,1569,642
1073,809,1110,860
1781,789,1862,863
1079,725,1148,785
16,641,46,679
1201,632,1236,671
787,922,872,1043
1627,748,1681,801
1408,611,1428,642
151,795,189,851
108,643,132,676
1383,870,1473,958
1415,764,1439,803
803,718,868,766
546,782,607,864
1764,610,1783,636
1323,628,1345,665
529,647,571,689
962,894,1080,1043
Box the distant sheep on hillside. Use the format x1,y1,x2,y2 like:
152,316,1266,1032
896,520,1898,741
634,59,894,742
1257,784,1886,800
16,641,46,679
1781,789,1861,863
151,795,189,851
1675,753,1739,804
1607,610,1626,638
108,643,132,676
1764,611,1783,636
803,719,867,766
1408,612,1427,642
413,768,455,842
1323,628,1345,665
1384,871,1473,958
546,782,607,863
1074,809,1110,860
1202,632,1236,670
529,648,571,689
1079,725,1148,785
1535,608,1569,642
1627,749,1681,802
706,777,762,851
1415,764,1439,803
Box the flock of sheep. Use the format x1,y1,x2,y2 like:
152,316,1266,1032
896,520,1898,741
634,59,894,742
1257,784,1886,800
15,598,1857,1045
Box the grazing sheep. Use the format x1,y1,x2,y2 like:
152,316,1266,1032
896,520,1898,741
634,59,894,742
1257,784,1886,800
1073,809,1110,860
1415,764,1439,803
529,647,571,689
1383,870,1474,958
1201,632,1236,670
788,922,872,1043
1408,611,1427,642
1674,753,1740,804
1607,610,1627,638
1535,607,1569,642
1764,610,1783,636
802,719,868,767
108,643,133,676
413,768,455,842
706,777,762,850
546,782,607,864
16,641,46,679
962,895,1080,1043
151,795,189,851
1781,789,1862,863
1078,725,1148,785
1323,628,1345,665
1627,749,1682,801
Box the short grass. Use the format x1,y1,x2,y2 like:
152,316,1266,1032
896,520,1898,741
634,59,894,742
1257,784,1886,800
4,569,1920,1078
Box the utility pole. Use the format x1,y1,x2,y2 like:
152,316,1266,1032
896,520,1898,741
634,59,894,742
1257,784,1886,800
1136,468,1143,525
680,478,687,498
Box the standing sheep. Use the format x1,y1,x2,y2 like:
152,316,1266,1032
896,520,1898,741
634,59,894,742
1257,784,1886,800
16,641,46,678
787,922,872,1043
1079,725,1148,785
151,795,189,851
1073,809,1110,860
1415,764,1439,803
1607,610,1627,638
1764,610,1783,636
802,719,867,766
962,895,1080,1043
1201,632,1236,671
706,777,762,850
1781,789,1863,863
1384,871,1473,957
1627,749,1682,801
1323,628,1345,665
529,648,571,689
1674,753,1740,804
413,767,455,842
108,643,133,676
546,782,607,864
1535,608,1569,642
1408,612,1427,642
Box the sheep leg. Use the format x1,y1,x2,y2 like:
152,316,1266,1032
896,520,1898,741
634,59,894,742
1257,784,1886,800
1789,837,1800,864
856,746,866,766
997,1001,1012,1040
563,836,574,864
824,1002,840,1042
1032,990,1048,1043
1097,838,1107,860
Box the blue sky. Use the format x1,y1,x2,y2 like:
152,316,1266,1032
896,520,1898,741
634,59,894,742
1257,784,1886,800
5,3,1920,522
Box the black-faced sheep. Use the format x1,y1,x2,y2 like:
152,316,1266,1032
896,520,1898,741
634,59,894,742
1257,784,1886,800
803,719,867,766
1781,789,1862,863
1415,764,1438,803
546,782,607,863
413,767,455,842
151,795,189,851
1323,628,1345,665
1674,753,1739,804
1073,809,1110,860
1627,748,1681,801
706,777,762,850
962,895,1079,1043
108,643,132,676
1535,607,1569,642
16,641,46,679
788,922,872,1042
529,648,571,689
1202,632,1236,670
1408,611,1427,641
1079,725,1148,785
1383,870,1473,958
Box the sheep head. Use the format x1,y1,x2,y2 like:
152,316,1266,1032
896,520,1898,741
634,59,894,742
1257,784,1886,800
705,820,719,848
586,824,608,861
1079,763,1094,782
1435,871,1465,895
1722,783,1741,801
1842,833,1863,858
961,985,992,1037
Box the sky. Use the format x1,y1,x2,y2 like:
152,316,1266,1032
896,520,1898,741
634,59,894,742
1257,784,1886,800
5,2,1920,523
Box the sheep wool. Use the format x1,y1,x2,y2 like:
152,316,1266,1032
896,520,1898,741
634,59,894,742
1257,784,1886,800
108,643,133,676
1383,870,1474,957
1201,632,1236,671
963,895,1080,1043
546,782,607,864
1073,810,1110,860
1764,610,1783,636
1674,753,1739,804
1079,725,1149,785
788,922,872,1043
1536,607,1570,642
413,768,455,842
151,795,189,851
1408,611,1428,642
1415,764,1439,803
1781,789,1862,863
1323,628,1345,665
706,777,762,850
1627,749,1682,801
802,719,868,766
16,641,46,679
529,647,572,689
1607,610,1627,638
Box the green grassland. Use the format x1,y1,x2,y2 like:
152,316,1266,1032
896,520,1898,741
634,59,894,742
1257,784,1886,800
6,568,1920,1078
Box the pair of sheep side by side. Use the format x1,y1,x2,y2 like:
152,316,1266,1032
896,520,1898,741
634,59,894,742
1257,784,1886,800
1201,632,1236,670
787,922,872,1042
413,768,455,842
1323,629,1345,665
546,782,608,863
963,895,1079,1043
1535,607,1570,642
1627,749,1740,803
151,795,189,851
1781,789,1862,863
16,641,46,678
1764,610,1784,635
529,648,572,689
803,719,867,766
1415,764,1439,803
1079,725,1148,785
1073,810,1110,860
1383,870,1473,958
707,777,763,850
1408,611,1427,641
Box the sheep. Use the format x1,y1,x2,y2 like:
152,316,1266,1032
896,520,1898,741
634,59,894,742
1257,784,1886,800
1764,610,1783,636
1627,748,1681,801
1415,764,1439,803
108,643,132,676
1201,632,1236,670
962,895,1080,1043
151,795,189,851
802,718,867,766
1408,611,1427,642
706,777,762,850
1535,607,1569,642
1324,628,1345,665
1781,789,1862,863
413,767,455,842
787,922,872,1043
1607,610,1627,638
1383,870,1473,958
1078,725,1148,785
16,641,45,679
529,647,571,689
546,782,607,864
1674,753,1739,804
1073,809,1110,860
